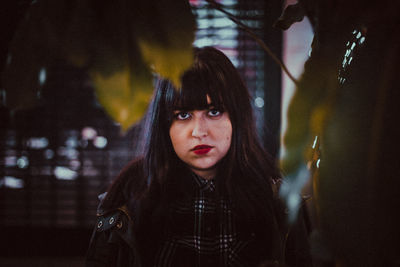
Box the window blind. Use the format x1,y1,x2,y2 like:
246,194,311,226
0,0,280,229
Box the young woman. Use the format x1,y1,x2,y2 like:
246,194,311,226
86,47,311,267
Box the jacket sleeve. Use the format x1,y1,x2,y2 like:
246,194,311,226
85,206,140,267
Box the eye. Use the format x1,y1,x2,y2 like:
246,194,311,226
175,111,191,120
208,109,221,117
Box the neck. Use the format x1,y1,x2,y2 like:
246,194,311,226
191,168,216,180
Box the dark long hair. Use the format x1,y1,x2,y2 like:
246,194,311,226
140,46,281,225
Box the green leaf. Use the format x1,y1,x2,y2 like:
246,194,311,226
3,0,196,129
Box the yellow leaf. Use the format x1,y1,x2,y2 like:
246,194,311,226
138,40,193,88
136,0,196,87
91,67,153,131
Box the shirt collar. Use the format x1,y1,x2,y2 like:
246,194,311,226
192,173,215,192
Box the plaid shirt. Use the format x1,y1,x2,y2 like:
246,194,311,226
153,174,266,267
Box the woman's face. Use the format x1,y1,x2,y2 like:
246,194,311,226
169,96,232,180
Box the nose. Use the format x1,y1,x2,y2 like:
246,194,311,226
191,117,208,138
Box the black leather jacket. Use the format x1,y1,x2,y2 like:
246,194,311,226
85,161,312,267
86,196,139,267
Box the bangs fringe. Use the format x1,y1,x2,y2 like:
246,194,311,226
164,67,226,112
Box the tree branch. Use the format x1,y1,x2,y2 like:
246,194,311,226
205,0,299,86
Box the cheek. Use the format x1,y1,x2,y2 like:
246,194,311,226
169,123,186,154
219,121,232,152
226,128,232,141
227,129,232,148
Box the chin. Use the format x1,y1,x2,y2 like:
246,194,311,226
194,161,217,169
191,162,216,171
192,165,212,171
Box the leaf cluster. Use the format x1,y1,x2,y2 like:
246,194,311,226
279,0,400,264
3,0,196,130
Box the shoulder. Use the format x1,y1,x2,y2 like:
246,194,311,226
86,158,146,267
87,204,140,267
97,157,147,215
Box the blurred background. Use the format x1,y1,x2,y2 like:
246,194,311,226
0,0,312,266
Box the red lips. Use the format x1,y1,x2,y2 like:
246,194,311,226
192,145,213,155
